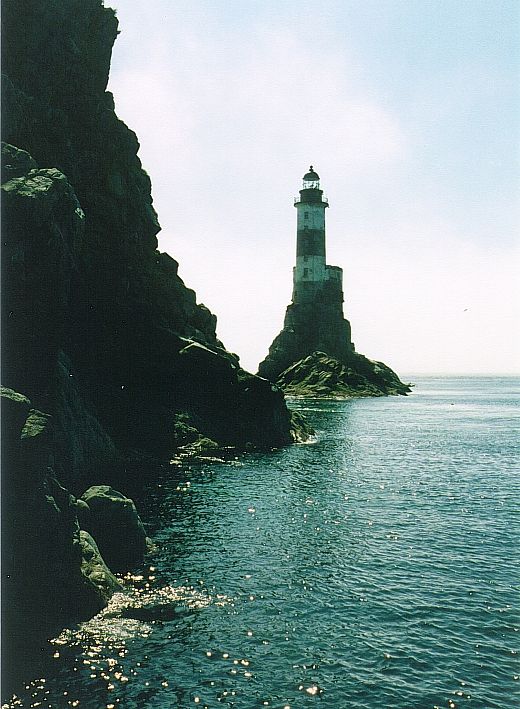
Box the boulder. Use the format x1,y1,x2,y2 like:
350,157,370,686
80,485,148,571
79,531,122,604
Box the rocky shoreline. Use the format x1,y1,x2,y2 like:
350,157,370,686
1,387,160,689
1,0,310,695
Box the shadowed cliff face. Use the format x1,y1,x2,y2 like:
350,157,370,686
2,0,303,475
1,0,310,693
1,387,122,696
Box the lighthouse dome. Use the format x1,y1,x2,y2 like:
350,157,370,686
303,166,319,182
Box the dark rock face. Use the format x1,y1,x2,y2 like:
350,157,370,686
2,0,298,466
1,388,121,693
1,388,108,627
1,147,86,410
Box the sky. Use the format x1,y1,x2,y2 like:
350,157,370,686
107,0,520,375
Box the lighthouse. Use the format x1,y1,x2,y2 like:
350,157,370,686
257,167,409,397
257,166,354,381
292,166,343,306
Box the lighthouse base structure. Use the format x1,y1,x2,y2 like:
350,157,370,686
258,300,354,383
257,298,410,398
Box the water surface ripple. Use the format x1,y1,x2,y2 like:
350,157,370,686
6,377,520,708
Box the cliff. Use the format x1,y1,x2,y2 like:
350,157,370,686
1,0,308,692
2,0,303,464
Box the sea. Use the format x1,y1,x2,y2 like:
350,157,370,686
4,376,519,709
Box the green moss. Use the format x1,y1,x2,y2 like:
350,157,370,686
21,409,52,439
0,387,31,406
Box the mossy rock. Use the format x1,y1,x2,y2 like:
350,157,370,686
80,485,148,572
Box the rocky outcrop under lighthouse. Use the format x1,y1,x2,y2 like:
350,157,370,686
275,351,411,398
258,302,410,398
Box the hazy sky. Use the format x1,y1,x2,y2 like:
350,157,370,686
107,0,519,375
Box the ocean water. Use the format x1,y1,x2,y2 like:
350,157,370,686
5,376,520,708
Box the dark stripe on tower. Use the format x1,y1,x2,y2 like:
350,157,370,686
296,229,326,257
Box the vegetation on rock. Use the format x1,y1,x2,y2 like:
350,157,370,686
278,351,411,398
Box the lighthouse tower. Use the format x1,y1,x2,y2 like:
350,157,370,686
292,167,343,305
258,166,408,395
257,166,354,382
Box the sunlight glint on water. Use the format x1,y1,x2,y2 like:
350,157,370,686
4,376,519,709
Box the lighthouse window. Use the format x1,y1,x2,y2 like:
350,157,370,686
303,268,309,278
304,212,309,220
